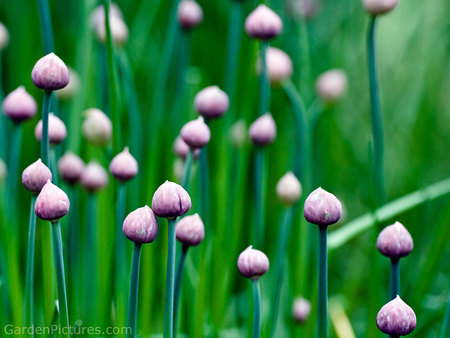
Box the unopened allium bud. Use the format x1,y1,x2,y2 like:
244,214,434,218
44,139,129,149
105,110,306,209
173,136,200,160
35,113,67,145
0,158,6,183
237,246,270,279
95,14,129,47
31,53,70,91
109,147,138,182
288,0,318,20
276,171,302,206
176,213,205,246
180,116,211,149
151,180,191,219
123,206,159,244
177,0,203,30
58,152,84,185
22,159,52,194
376,296,416,336
90,3,123,30
230,120,247,148
55,68,80,100
292,297,311,324
363,0,398,16
377,221,413,259
194,86,229,119
315,69,348,102
304,187,342,227
0,22,9,50
262,47,293,85
2,86,38,123
80,162,108,192
35,180,70,221
245,5,283,40
82,108,112,146
249,113,276,146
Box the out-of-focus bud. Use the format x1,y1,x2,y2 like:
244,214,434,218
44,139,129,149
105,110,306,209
58,152,84,185
82,108,112,147
0,158,6,183
2,86,37,123
276,171,302,206
55,68,80,101
249,113,276,146
0,22,9,50
245,5,283,40
229,119,247,148
22,158,52,194
95,14,129,47
292,297,311,324
80,162,108,192
363,0,398,16
109,147,138,182
194,86,229,120
35,113,67,145
261,47,293,85
177,0,203,30
176,213,205,246
180,116,211,149
315,69,347,103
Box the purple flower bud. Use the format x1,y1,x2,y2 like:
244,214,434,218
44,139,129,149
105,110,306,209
376,296,416,335
95,14,129,47
363,0,398,16
2,86,37,123
0,22,9,50
245,5,282,40
287,0,318,20
237,246,270,279
180,117,211,149
35,180,70,221
276,171,302,206
31,53,70,91
109,147,138,182
58,152,84,185
151,180,191,219
35,113,67,145
249,113,276,146
315,69,348,102
22,159,52,194
263,47,293,85
173,136,201,160
82,108,112,146
177,0,203,30
377,222,413,259
176,213,205,246
304,187,342,227
194,86,229,119
123,206,159,244
90,3,123,30
80,162,108,192
292,297,311,324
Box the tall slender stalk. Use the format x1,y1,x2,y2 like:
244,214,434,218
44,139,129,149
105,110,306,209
115,182,127,331
127,243,142,338
41,91,51,166
67,186,80,317
163,219,177,338
252,279,261,338
51,220,70,337
173,244,188,335
254,148,266,248
259,41,270,117
182,151,193,190
85,193,98,325
49,146,58,185
24,195,37,336
200,148,210,229
438,284,450,338
7,123,22,212
390,258,399,300
318,226,328,338
36,0,55,54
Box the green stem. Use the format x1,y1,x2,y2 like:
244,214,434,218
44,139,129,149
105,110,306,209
51,220,70,337
115,183,127,330
182,150,193,190
7,123,22,213
86,193,98,325
390,258,399,300
0,51,5,159
24,195,37,336
318,226,328,338
127,243,142,338
200,147,211,229
163,219,177,338
438,284,450,338
259,41,270,117
49,146,58,185
36,0,55,54
41,91,51,166
173,244,188,335
252,279,261,338
254,148,266,248
367,16,386,207
67,186,80,317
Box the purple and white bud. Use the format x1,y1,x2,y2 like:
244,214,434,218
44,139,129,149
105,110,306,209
173,136,200,160
22,159,52,194
304,187,342,227
262,47,293,85
109,147,138,182
363,0,398,16
82,108,112,146
315,69,348,102
176,213,205,246
377,222,413,259
0,22,9,50
2,86,37,123
58,152,84,185
194,86,229,119
95,14,129,47
80,162,108,192
180,116,211,149
177,0,203,30
31,53,70,91
237,246,270,279
376,296,416,335
151,180,191,219
245,5,283,40
90,3,123,30
249,113,276,146
35,113,67,145
123,206,159,244
35,180,70,221
292,297,311,324
276,171,302,206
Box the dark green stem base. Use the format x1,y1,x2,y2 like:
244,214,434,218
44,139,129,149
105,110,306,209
163,219,177,338
127,243,142,338
41,91,52,166
24,195,37,335
254,148,266,248
252,279,261,338
318,226,328,338
182,151,193,190
390,258,399,300
173,244,188,335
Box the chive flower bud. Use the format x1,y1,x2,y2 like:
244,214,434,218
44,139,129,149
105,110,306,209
35,180,70,221
109,147,138,182
58,152,84,185
194,86,229,119
80,162,108,192
177,0,203,30
2,86,37,123
237,246,270,279
292,297,311,324
0,22,9,50
95,14,129,47
230,120,247,148
376,221,413,259
363,0,399,16
376,295,416,335
151,180,191,219
55,67,80,101
35,113,67,145
173,136,200,160
90,3,123,29
175,213,205,246
123,206,159,244
180,116,211,149
249,113,276,146
276,171,302,206
262,47,293,85
315,69,348,103
245,5,282,40
82,108,112,146
31,53,70,91
288,0,317,20
22,159,52,194
304,187,342,227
